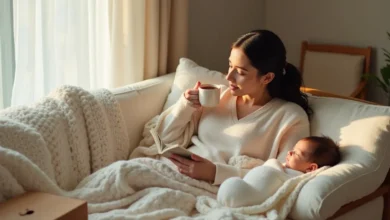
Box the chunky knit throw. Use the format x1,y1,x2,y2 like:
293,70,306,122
0,86,325,219
0,86,130,191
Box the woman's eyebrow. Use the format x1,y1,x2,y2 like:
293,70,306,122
228,60,249,71
236,66,248,71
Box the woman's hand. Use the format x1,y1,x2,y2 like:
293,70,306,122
184,81,201,108
169,153,216,182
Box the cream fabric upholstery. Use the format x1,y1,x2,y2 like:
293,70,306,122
110,58,389,219
290,95,390,219
303,51,365,96
111,73,174,153
159,59,390,219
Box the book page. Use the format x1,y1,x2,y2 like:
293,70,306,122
149,129,164,152
161,147,192,159
149,129,192,159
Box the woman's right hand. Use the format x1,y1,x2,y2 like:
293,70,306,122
184,81,201,108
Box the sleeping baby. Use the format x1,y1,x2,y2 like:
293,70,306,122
217,136,341,208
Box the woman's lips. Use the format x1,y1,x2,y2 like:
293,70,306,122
230,85,239,90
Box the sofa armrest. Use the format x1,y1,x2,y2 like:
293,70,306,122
110,73,175,154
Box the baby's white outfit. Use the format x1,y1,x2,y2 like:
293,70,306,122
217,158,303,208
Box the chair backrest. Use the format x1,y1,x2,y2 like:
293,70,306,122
300,41,371,99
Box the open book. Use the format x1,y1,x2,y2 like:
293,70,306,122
150,129,193,159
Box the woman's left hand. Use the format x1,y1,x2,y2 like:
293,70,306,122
169,154,216,182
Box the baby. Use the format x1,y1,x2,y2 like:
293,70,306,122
217,136,341,208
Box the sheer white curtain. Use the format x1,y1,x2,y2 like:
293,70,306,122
11,0,188,106
0,0,15,109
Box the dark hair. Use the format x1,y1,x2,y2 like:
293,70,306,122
303,136,341,167
232,30,312,117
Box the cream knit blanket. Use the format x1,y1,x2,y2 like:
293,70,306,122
0,87,324,219
0,85,130,193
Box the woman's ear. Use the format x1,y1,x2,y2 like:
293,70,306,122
306,163,318,172
262,72,275,85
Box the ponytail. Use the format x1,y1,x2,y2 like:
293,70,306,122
279,63,312,117
233,29,312,117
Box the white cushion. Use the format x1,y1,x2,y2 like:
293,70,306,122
290,95,390,219
111,74,174,154
303,51,364,96
162,58,228,110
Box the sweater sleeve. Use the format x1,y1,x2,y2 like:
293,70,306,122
156,95,202,148
276,118,310,161
212,155,267,185
213,163,250,185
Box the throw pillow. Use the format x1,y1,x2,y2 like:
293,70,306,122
163,58,228,110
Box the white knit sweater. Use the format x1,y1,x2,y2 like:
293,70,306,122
158,89,310,185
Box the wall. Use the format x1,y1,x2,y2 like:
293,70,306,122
188,0,265,73
265,0,390,103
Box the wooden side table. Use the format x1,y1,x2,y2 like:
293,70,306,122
0,192,87,220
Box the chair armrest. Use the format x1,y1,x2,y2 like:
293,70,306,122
300,86,376,104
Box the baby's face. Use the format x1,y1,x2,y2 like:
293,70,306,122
285,140,317,173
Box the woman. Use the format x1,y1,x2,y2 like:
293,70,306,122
159,30,311,185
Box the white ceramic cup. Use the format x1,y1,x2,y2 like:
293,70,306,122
198,84,220,107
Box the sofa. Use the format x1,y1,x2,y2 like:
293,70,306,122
1,58,390,219
112,58,390,219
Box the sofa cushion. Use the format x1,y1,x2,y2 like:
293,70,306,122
162,58,228,110
111,74,174,154
290,95,390,219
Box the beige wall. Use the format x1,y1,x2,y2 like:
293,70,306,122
188,0,265,73
265,0,390,104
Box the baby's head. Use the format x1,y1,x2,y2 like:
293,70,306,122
285,136,341,173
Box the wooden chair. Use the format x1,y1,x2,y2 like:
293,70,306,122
300,41,372,99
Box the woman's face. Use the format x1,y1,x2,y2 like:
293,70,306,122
226,48,269,97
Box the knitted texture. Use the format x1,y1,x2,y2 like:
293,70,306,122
194,167,327,220
0,138,324,220
0,86,324,219
0,86,129,190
